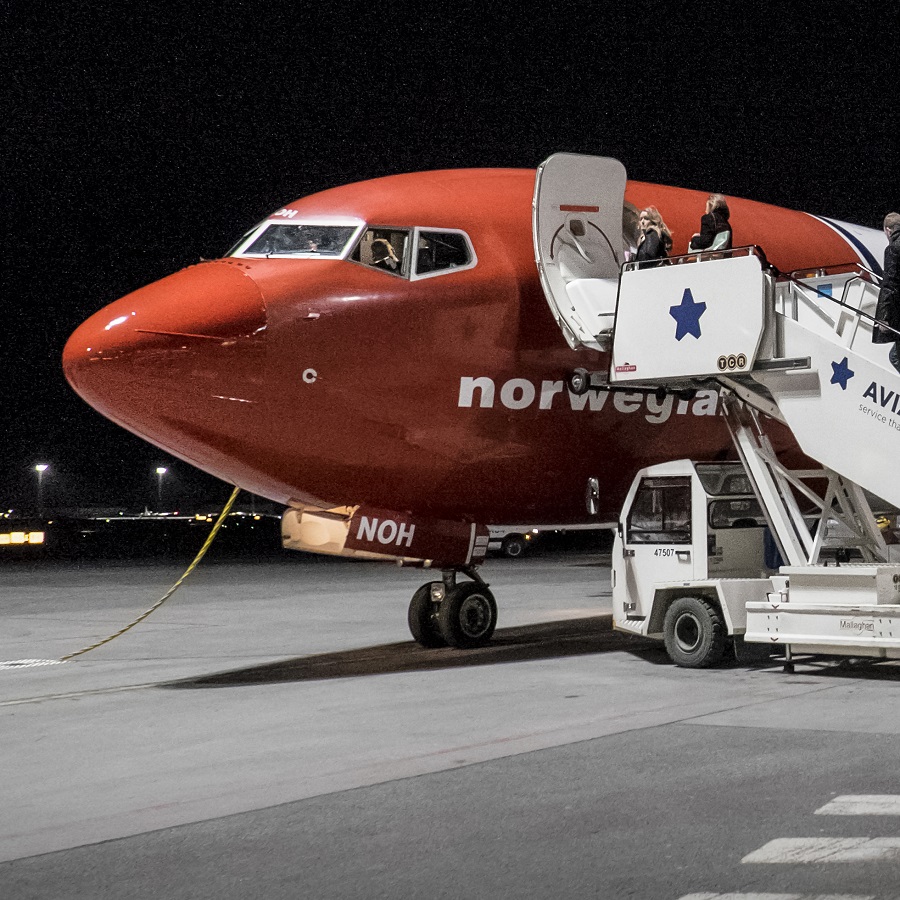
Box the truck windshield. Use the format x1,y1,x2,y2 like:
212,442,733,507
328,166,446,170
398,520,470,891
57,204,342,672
233,223,359,258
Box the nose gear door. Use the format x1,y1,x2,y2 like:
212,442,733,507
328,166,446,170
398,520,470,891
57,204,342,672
533,152,627,351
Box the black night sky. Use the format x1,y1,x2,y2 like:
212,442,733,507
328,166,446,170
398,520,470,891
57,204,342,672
4,3,898,513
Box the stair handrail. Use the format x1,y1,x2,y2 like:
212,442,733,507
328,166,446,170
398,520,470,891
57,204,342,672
776,263,897,344
621,244,765,273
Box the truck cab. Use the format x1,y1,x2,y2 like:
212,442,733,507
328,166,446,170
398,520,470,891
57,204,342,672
612,460,773,667
612,458,900,669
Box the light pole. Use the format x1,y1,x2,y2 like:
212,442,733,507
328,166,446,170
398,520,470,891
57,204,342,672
34,464,49,514
155,467,168,510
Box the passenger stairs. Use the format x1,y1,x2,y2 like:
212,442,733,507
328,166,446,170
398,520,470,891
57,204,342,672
533,151,900,661
588,250,900,660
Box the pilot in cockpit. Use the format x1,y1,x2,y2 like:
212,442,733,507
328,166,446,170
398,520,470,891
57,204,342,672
371,238,400,272
267,227,302,254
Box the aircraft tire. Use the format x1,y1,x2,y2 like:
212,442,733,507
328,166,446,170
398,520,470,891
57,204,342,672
438,583,497,649
662,595,726,669
501,535,526,558
408,583,447,648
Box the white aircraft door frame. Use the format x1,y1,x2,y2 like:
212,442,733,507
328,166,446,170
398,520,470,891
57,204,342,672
532,153,627,351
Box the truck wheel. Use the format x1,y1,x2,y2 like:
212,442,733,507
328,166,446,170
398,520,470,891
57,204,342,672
438,582,497,649
408,583,446,648
663,596,726,668
568,368,591,395
501,535,526,558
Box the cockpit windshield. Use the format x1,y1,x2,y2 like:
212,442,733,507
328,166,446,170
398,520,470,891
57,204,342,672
231,222,360,258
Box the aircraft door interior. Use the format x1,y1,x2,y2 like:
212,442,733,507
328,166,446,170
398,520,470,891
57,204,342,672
533,152,627,351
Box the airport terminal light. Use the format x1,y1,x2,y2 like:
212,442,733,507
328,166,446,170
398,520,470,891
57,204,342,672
155,467,168,508
34,464,49,513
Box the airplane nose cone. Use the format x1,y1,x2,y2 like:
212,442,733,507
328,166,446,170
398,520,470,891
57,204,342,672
63,260,267,446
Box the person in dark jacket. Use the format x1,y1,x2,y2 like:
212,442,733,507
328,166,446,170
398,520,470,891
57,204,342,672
689,193,732,251
873,212,900,372
634,206,673,268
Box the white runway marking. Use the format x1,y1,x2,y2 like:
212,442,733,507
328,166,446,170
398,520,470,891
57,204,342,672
816,795,900,816
742,836,900,863
679,893,874,899
680,893,874,900
0,659,63,670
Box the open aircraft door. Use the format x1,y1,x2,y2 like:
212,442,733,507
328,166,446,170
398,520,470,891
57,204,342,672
533,153,627,351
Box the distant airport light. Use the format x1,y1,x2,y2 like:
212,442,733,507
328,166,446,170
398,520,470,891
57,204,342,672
34,464,49,513
155,467,168,509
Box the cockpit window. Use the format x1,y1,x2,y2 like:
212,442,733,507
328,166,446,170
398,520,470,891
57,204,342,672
350,228,410,276
348,226,477,279
412,229,476,279
415,231,470,275
232,223,360,258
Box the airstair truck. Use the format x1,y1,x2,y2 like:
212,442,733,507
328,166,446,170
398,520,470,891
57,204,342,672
605,252,900,668
531,152,900,668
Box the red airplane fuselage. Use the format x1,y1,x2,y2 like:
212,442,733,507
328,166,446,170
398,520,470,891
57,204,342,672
63,168,875,540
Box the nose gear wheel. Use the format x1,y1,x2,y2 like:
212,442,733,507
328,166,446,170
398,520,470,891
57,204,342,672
438,582,498,649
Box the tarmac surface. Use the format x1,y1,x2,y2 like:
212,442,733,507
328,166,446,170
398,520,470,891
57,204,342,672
2,547,900,899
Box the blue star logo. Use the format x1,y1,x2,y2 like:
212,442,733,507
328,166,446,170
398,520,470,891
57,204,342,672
830,357,854,390
669,288,707,341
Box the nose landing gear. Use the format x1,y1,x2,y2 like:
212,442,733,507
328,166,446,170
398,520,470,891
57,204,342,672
407,567,497,649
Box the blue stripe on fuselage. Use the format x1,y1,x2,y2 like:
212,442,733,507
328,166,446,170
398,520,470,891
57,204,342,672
811,215,883,275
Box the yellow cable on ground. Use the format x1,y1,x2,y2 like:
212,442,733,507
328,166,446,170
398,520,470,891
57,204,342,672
59,485,242,662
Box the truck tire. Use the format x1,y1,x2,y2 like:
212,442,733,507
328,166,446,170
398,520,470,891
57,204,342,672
568,368,591,395
663,595,727,668
501,534,526,558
